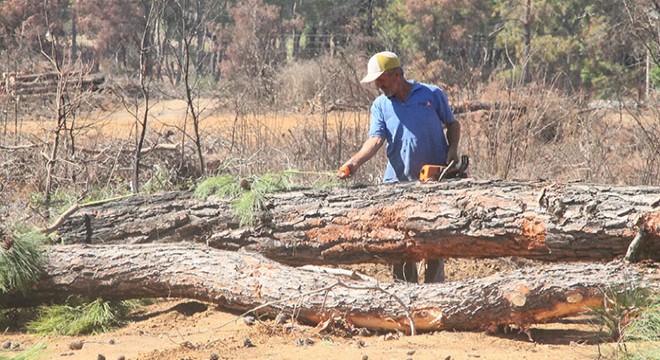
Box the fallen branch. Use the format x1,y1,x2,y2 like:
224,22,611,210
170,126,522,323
39,203,80,236
39,195,134,235
0,143,39,150
140,143,179,155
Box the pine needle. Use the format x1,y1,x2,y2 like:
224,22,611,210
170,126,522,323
588,287,658,342
194,175,242,199
0,231,45,295
195,172,297,226
625,294,660,342
26,298,138,336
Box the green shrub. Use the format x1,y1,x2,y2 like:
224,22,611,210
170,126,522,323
27,298,139,336
194,175,242,200
0,231,45,295
590,287,660,359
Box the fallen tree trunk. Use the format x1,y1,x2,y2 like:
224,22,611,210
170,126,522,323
55,179,660,265
0,243,656,334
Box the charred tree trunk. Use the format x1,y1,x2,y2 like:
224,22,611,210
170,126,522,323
54,179,660,264
0,243,656,334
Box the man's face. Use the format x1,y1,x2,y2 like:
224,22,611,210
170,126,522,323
374,69,398,97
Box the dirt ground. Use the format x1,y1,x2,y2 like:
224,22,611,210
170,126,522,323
0,301,595,360
0,294,646,360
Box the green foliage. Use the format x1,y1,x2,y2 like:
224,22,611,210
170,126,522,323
589,287,660,359
233,190,262,227
252,172,293,194
492,67,525,86
650,65,660,89
142,165,173,194
282,169,341,190
30,185,134,222
195,175,243,200
310,176,342,190
0,231,45,295
624,294,660,342
27,298,139,336
373,0,415,54
80,184,133,205
2,0,653,98
28,190,76,219
589,287,658,342
195,172,297,226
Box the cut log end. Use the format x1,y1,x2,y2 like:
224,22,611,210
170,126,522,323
530,297,602,323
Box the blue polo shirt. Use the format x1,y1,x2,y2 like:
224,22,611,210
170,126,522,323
369,81,455,183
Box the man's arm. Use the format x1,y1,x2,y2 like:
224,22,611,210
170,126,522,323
338,136,385,179
445,121,461,166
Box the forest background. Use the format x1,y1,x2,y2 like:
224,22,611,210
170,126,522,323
0,0,658,226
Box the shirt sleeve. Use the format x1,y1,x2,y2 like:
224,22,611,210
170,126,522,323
433,88,455,125
368,97,387,138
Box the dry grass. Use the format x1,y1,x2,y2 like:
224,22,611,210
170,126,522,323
459,84,659,185
1,84,658,228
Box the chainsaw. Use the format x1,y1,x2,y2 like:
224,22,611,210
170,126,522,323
419,155,469,182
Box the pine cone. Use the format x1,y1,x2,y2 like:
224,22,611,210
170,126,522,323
68,340,84,350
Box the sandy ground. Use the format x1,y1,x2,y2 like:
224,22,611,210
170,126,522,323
3,296,656,360
9,99,361,139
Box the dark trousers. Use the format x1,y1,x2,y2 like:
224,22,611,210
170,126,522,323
392,258,445,283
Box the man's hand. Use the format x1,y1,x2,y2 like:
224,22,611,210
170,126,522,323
337,137,385,180
338,164,353,179
446,148,459,167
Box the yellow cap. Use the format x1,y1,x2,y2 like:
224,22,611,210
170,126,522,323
360,51,401,83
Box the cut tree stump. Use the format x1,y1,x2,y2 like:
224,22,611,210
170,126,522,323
0,243,657,334
54,179,660,264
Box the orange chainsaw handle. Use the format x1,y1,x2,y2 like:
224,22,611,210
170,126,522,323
338,165,351,179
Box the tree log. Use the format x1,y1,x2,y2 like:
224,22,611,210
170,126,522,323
0,243,657,334
56,179,660,265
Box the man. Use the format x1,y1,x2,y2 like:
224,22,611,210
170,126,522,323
338,51,461,283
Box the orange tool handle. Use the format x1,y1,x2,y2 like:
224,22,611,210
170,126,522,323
338,165,351,178
420,164,443,182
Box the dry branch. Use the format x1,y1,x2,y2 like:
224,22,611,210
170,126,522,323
0,144,39,150
452,101,526,115
55,179,660,264
0,243,656,333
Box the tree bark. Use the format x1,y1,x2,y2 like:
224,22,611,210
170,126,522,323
55,179,660,265
1,243,656,334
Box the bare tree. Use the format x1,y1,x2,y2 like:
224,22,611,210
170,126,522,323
621,0,660,184
169,0,218,176
112,0,164,194
39,1,90,216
